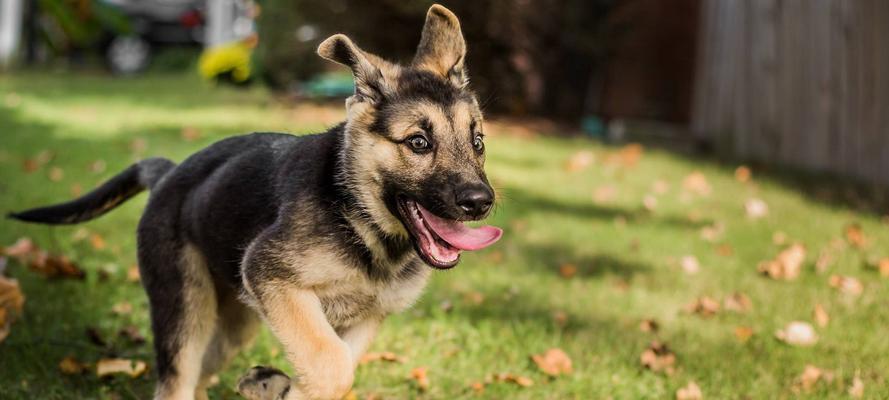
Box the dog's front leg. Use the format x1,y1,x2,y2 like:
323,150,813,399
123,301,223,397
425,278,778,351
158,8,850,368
248,287,355,400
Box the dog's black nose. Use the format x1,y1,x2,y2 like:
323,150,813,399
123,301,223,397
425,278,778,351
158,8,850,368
456,185,493,217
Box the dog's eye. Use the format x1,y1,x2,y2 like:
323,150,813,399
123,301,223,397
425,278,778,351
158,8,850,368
472,134,485,152
406,135,431,152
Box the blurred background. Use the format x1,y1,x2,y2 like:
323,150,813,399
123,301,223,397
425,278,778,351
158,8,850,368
1,1,888,399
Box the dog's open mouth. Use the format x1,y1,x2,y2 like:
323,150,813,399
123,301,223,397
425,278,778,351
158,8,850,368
397,197,502,269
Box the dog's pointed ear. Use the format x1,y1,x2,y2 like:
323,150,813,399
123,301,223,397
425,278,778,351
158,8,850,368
318,34,392,103
412,4,468,88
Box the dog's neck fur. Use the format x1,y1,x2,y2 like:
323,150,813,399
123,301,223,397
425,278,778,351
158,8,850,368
331,120,415,278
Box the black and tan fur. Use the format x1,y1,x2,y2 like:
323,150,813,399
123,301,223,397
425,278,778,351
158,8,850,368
9,5,496,400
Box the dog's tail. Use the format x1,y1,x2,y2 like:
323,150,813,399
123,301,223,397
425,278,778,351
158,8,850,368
8,157,176,225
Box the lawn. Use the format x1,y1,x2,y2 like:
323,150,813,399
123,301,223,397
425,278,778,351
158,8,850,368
1,71,888,399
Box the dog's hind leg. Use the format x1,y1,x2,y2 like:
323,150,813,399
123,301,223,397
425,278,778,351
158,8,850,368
196,285,262,395
139,214,219,400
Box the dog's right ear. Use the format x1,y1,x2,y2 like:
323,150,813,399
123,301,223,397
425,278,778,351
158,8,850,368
318,34,393,103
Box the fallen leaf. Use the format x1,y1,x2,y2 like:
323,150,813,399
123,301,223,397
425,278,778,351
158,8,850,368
70,183,83,197
700,223,724,243
844,223,868,248
181,126,203,142
676,381,703,400
127,265,141,283
642,195,658,211
470,381,485,393
640,341,676,375
775,321,818,346
119,325,146,345
734,326,754,343
531,348,573,376
723,292,752,313
59,356,88,375
639,319,659,333
409,366,429,391
684,296,720,317
793,365,834,393
48,167,64,182
490,372,534,387
112,302,133,315
464,291,484,305
716,244,733,257
0,274,25,343
828,275,863,296
682,171,711,196
758,243,806,280
745,198,769,219
877,258,889,278
29,252,85,279
96,358,148,378
129,138,148,154
813,304,829,327
848,374,864,398
558,263,577,279
734,166,752,183
4,237,36,262
564,150,594,172
552,311,568,327
90,233,106,250
680,256,700,275
359,352,405,365
815,248,835,273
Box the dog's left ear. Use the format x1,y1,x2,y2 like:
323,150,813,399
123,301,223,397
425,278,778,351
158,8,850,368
412,4,468,89
318,34,394,103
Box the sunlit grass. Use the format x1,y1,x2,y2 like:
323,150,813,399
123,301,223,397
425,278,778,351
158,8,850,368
1,71,887,399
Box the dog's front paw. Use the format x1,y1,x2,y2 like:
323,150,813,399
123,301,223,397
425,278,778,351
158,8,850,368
237,366,293,400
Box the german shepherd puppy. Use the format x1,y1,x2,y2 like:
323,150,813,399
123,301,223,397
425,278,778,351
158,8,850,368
9,4,501,400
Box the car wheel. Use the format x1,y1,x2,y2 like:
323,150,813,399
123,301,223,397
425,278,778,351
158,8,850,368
106,36,151,75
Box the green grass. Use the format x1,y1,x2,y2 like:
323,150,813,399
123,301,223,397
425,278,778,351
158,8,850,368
1,71,888,399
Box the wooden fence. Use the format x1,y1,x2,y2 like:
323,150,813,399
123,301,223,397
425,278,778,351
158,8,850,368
692,0,889,185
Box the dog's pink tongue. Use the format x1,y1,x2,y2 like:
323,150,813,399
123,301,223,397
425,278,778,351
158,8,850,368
417,205,503,251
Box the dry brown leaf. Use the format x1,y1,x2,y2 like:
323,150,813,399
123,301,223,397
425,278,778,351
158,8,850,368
464,291,485,305
181,126,203,142
775,321,818,346
723,293,752,313
130,138,148,154
716,244,733,257
734,326,754,343
112,302,133,315
4,237,36,262
682,171,711,196
96,358,148,378
700,223,724,243
680,256,700,275
642,195,658,211
848,374,864,398
0,274,25,343
119,325,146,345
757,243,806,281
676,381,703,400
359,352,405,365
530,348,573,376
793,365,834,393
89,159,106,174
684,296,720,317
877,258,889,278
28,252,85,279
90,233,106,250
409,366,429,391
828,275,863,296
59,356,89,375
552,311,568,327
48,167,64,182
558,263,577,279
734,165,752,183
640,341,676,375
490,372,534,387
470,381,485,393
127,265,141,283
639,319,659,333
844,223,868,249
813,304,829,327
815,248,835,273
564,150,594,172
745,198,769,219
